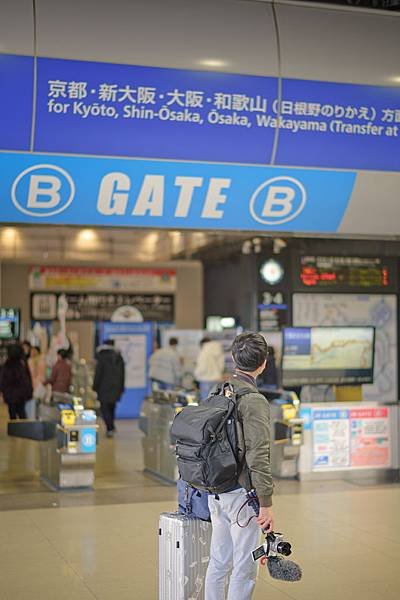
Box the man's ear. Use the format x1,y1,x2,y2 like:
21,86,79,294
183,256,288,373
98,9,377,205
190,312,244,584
258,359,267,375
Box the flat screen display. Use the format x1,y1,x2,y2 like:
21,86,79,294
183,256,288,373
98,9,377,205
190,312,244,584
282,326,375,386
0,308,20,340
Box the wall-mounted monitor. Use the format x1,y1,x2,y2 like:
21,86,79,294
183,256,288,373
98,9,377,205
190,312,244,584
0,308,20,340
282,326,375,386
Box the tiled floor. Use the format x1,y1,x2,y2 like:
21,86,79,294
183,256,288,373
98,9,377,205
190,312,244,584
1,404,400,599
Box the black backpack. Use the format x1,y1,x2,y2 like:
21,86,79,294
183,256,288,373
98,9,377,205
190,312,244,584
170,382,253,494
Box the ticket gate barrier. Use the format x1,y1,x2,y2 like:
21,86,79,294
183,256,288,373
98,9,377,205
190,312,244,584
139,389,198,485
260,390,304,479
8,394,98,490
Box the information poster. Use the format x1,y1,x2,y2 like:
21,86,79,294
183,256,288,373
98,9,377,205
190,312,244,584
311,405,391,471
313,409,350,469
99,321,152,418
350,407,390,468
113,334,146,389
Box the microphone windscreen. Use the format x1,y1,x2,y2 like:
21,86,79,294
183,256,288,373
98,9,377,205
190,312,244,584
267,557,302,582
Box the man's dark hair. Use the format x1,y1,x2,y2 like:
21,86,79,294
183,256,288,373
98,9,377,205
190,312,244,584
231,332,268,372
169,337,178,346
57,348,69,359
200,336,211,346
104,339,115,347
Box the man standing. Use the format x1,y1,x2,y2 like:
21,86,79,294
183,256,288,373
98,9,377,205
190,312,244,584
204,332,274,600
93,339,125,438
194,337,225,400
149,337,182,390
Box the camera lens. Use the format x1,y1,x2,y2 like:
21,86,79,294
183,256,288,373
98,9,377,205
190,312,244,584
277,541,292,556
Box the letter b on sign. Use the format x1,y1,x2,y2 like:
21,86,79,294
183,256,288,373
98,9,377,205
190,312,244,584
250,177,306,225
27,175,61,209
12,164,75,217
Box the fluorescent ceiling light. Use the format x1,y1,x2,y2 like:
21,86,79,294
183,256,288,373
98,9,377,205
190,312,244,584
199,59,227,68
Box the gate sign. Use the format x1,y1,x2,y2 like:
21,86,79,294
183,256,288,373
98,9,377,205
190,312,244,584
2,52,400,232
1,152,355,232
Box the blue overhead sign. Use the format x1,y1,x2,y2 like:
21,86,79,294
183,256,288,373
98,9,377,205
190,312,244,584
0,54,33,151
276,78,400,171
34,57,278,164
1,152,355,232
32,56,400,171
1,54,400,171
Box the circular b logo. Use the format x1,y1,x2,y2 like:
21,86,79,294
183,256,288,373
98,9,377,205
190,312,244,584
83,433,96,447
12,164,75,217
249,176,306,225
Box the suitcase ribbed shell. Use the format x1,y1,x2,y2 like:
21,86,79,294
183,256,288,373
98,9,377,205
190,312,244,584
159,512,211,600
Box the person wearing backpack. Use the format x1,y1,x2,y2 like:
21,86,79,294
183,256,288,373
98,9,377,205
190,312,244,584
171,332,273,600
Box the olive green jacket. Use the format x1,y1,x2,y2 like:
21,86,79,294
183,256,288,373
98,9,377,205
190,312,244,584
229,376,274,507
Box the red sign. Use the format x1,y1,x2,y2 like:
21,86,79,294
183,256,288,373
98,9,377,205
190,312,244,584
350,407,390,468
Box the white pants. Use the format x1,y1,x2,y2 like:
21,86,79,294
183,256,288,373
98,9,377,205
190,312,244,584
204,488,260,600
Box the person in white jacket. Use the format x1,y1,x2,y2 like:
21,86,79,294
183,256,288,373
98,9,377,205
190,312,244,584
149,337,182,390
194,337,225,400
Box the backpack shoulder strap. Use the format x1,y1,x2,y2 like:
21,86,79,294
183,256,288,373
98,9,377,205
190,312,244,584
235,386,257,399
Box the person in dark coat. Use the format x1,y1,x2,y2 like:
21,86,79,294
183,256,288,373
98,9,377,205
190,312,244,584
93,339,125,437
0,344,33,419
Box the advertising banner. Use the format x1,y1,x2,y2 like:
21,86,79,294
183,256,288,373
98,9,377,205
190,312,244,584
29,266,176,292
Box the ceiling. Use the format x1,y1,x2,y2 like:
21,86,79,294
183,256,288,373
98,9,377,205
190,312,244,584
0,225,249,265
305,0,400,10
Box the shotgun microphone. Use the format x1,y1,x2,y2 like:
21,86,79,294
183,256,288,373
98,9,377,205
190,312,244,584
267,556,303,582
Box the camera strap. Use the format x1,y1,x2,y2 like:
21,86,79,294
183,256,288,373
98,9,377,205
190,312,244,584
235,490,259,528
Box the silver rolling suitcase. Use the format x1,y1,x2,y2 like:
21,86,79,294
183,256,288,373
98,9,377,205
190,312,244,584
159,512,211,600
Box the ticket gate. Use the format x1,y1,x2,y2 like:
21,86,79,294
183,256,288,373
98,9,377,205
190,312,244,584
260,389,304,478
8,393,98,490
139,389,198,484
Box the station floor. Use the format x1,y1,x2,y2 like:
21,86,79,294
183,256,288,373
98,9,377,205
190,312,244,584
1,403,400,600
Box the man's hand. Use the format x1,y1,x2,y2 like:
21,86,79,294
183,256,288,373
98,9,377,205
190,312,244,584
257,506,274,532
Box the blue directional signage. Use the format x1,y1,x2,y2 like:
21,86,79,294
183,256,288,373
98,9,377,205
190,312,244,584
0,152,356,232
1,53,400,171
34,57,278,164
276,78,400,171
1,52,400,231
0,54,34,151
